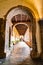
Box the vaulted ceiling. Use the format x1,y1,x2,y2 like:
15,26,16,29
0,0,43,18
15,24,28,35
11,14,30,23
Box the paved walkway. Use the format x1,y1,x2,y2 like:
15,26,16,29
0,41,43,65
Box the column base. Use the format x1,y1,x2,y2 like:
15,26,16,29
40,52,43,59
0,52,6,59
30,50,40,59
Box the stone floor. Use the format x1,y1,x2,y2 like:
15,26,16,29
0,41,43,65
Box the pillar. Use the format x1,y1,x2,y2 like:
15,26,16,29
30,20,39,59
38,20,43,58
0,18,6,58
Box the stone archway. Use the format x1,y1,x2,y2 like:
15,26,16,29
4,5,37,58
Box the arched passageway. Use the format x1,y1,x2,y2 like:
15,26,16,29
4,5,37,59
12,22,32,47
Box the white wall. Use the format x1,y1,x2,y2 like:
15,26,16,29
24,28,30,42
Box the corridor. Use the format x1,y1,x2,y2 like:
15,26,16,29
0,0,43,65
0,41,43,65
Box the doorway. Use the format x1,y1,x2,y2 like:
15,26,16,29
4,5,36,58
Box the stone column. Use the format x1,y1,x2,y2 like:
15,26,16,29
38,20,43,58
30,21,39,59
0,18,6,58
36,21,42,55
